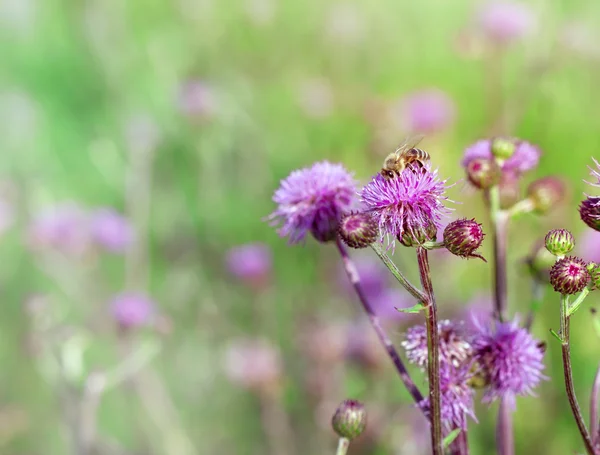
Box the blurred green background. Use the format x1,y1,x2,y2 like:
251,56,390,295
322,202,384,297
2,0,600,453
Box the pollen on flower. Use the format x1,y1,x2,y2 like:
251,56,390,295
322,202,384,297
360,164,452,248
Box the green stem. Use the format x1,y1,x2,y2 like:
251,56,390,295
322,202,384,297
370,242,427,302
335,437,350,455
567,288,591,317
560,294,597,455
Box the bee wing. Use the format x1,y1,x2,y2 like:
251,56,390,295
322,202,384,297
394,134,425,154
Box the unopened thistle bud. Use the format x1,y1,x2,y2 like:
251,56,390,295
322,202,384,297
544,229,575,256
466,158,502,190
331,399,367,440
491,137,516,160
399,218,438,247
338,212,378,249
549,256,590,295
443,218,486,261
587,262,600,290
580,197,600,232
527,177,566,214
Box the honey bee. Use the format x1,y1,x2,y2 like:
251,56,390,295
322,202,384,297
381,135,430,179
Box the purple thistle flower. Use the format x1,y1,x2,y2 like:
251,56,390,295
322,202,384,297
586,158,600,188
473,317,546,408
268,161,357,244
578,229,600,263
477,1,536,44
226,243,272,281
28,203,90,255
91,208,133,253
110,292,154,329
420,362,477,431
402,320,474,369
462,139,541,175
360,165,452,247
396,89,456,134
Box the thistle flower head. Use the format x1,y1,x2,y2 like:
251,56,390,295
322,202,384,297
580,196,600,232
527,177,566,214
462,138,541,176
91,208,133,253
110,292,155,329
473,317,546,408
477,1,536,44
443,218,486,261
397,89,456,134
226,243,272,281
550,256,590,294
331,399,367,440
338,212,378,248
544,229,575,256
420,362,477,431
466,158,502,190
585,158,600,188
360,166,452,248
268,161,356,244
402,320,474,369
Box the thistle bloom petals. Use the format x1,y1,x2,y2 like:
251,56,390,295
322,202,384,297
360,166,452,247
462,139,541,175
473,318,546,408
586,158,600,188
268,161,356,243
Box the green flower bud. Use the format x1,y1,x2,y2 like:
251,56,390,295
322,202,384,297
331,399,367,440
544,229,575,256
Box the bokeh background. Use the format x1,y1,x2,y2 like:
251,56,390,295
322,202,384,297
2,0,600,453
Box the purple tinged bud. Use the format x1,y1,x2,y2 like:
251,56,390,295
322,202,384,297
491,137,516,160
580,196,600,232
443,218,486,261
544,229,575,256
466,158,502,190
338,212,378,249
331,399,367,440
110,292,154,329
398,216,438,247
549,256,591,295
527,176,566,214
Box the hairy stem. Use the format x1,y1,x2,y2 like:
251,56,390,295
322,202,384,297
336,239,426,413
560,294,597,455
591,364,600,443
416,247,442,455
335,437,350,455
488,184,513,455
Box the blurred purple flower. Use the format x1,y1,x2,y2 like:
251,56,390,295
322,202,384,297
578,229,600,263
28,203,90,255
178,81,217,117
360,165,452,248
226,243,272,281
460,294,494,330
473,317,546,408
268,161,356,243
91,208,133,253
395,89,456,134
402,320,473,369
462,139,540,175
477,1,536,44
337,254,388,300
110,292,154,328
420,362,476,431
224,338,282,391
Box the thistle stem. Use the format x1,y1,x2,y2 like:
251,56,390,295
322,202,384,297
335,438,350,455
416,247,442,455
560,294,597,455
590,364,600,443
488,185,513,455
335,239,426,413
370,242,427,302
450,427,469,455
